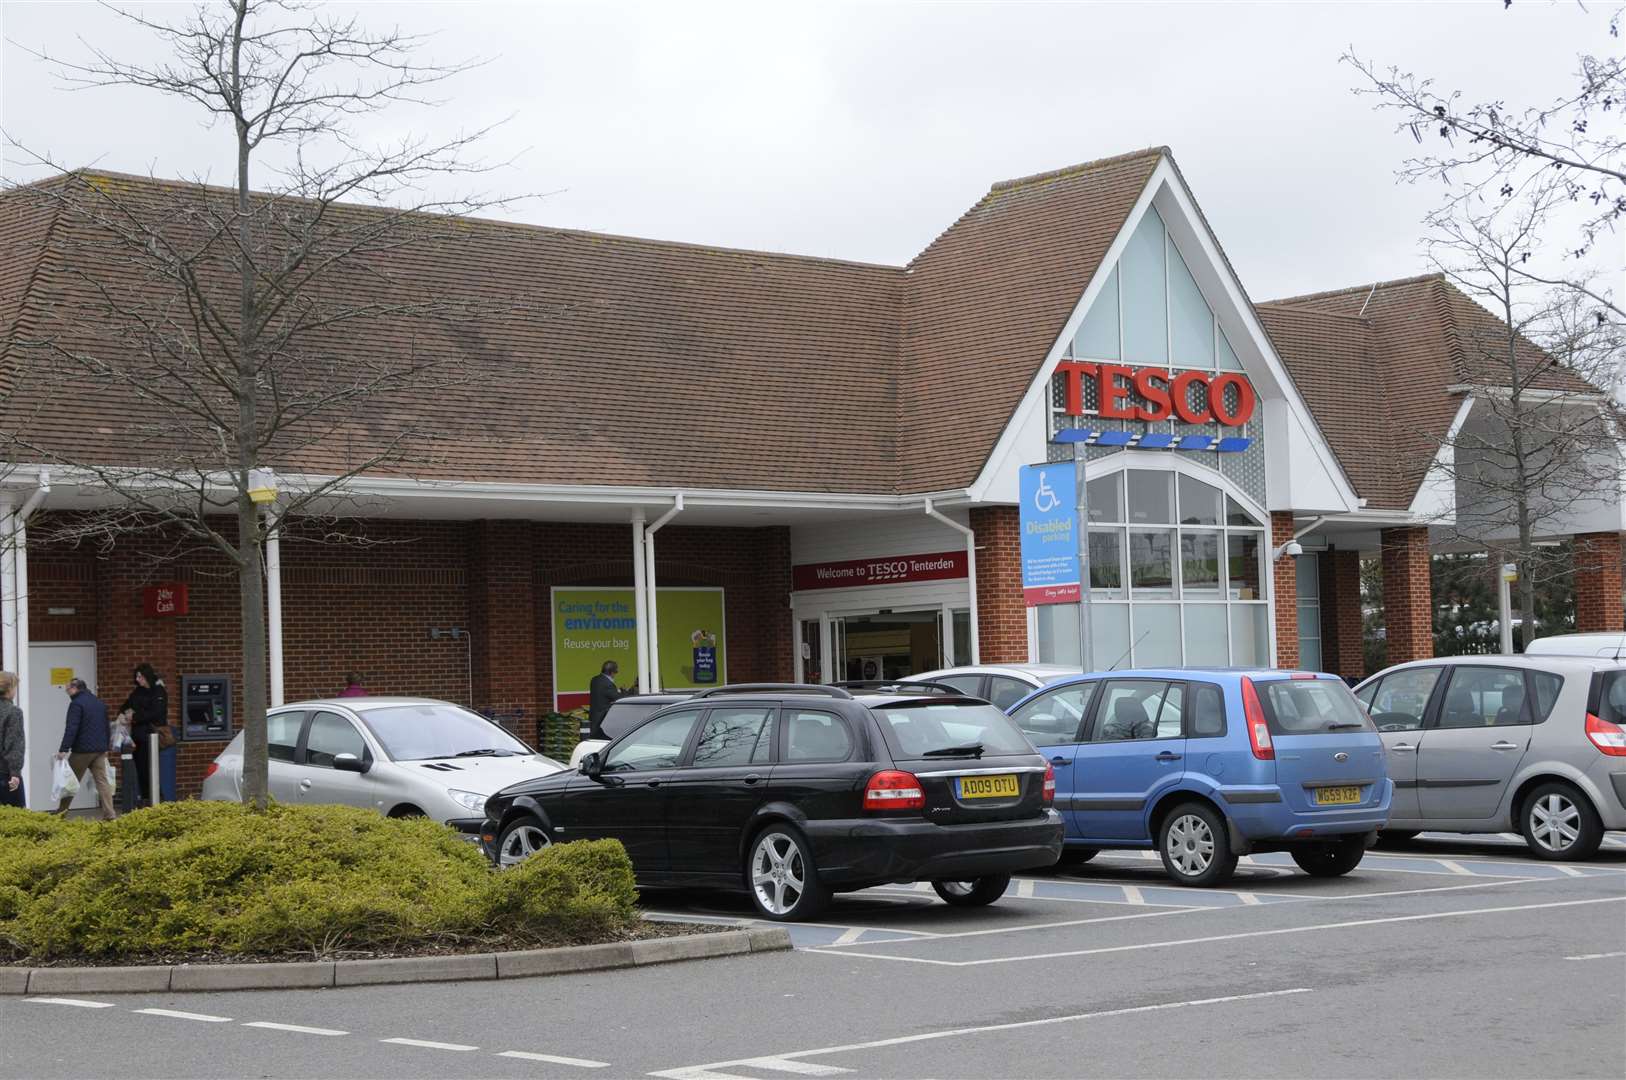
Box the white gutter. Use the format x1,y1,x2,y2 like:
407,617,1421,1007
631,511,649,694
265,513,284,707
644,495,685,692
11,470,49,810
1,499,15,677
924,498,980,665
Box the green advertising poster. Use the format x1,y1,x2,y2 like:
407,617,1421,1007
552,586,726,709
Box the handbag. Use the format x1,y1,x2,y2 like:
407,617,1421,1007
155,722,176,750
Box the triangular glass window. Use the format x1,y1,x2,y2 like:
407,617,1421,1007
1072,265,1120,361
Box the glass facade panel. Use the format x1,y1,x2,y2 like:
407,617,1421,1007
1180,530,1222,595
1135,604,1182,667
1073,265,1121,361
1093,603,1130,669
1129,529,1175,595
1089,529,1126,595
1121,208,1168,366
1296,553,1320,597
1168,237,1215,369
1037,603,1081,667
1178,473,1221,525
1087,473,1124,523
1184,604,1230,666
1217,326,1244,371
1230,605,1270,667
1227,531,1264,600
1127,470,1173,524
1226,494,1261,527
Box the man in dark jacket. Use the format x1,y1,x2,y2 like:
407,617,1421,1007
586,661,630,741
56,678,116,818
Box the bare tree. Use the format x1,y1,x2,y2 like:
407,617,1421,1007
1418,186,1623,648
0,0,528,809
1344,6,1624,307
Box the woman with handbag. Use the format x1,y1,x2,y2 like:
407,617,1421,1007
119,663,171,808
0,670,24,809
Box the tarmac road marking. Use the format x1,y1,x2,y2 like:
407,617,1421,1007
496,1050,613,1067
382,1037,480,1051
133,1008,232,1022
1120,885,1146,905
816,904,1206,947
25,998,115,1008
810,895,1626,967
1564,951,1626,961
648,987,1313,1079
831,927,868,946
242,1021,348,1036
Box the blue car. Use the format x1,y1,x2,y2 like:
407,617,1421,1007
1006,668,1393,886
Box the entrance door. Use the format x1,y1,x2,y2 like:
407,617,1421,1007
831,610,943,682
27,643,98,812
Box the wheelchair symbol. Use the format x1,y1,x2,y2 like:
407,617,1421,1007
1033,474,1060,513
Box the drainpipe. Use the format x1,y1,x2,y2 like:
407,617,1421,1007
264,514,284,708
631,511,649,693
924,499,979,665
1,499,15,678
13,470,49,810
644,495,684,692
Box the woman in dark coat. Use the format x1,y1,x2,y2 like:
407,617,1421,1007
0,670,24,808
119,663,169,808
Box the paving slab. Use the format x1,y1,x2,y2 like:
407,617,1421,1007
333,952,498,987
496,941,635,978
27,965,172,994
170,961,335,992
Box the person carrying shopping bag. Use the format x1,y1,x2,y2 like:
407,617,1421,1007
118,663,171,807
55,678,116,819
0,671,23,809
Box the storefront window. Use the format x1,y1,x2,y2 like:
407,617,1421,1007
1127,471,1173,524
1129,529,1175,594
1087,473,1123,523
1180,531,1222,594
1088,529,1125,594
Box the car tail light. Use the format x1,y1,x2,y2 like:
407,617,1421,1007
1242,678,1274,760
1585,713,1626,756
203,762,219,780
863,770,925,811
1042,763,1056,805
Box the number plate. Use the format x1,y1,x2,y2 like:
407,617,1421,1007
1313,785,1363,806
959,774,1020,800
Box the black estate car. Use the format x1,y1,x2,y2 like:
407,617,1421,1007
481,684,1064,920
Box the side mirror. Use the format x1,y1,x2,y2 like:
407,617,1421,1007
578,751,602,777
333,752,369,774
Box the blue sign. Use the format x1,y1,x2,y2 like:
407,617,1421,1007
1019,464,1080,606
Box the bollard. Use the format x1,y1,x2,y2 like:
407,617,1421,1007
119,752,139,814
149,733,161,807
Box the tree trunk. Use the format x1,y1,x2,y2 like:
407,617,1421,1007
237,501,269,810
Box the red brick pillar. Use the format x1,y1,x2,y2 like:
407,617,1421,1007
467,521,539,722
1326,549,1365,679
1573,531,1624,633
1271,513,1299,669
758,527,795,682
970,507,1026,663
1381,527,1433,664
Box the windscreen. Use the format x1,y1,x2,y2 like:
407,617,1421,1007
872,702,1036,758
360,704,535,761
602,700,671,741
1256,679,1374,735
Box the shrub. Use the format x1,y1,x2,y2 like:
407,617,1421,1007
0,802,639,961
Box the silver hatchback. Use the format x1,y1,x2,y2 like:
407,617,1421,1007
1354,656,1626,859
200,697,566,835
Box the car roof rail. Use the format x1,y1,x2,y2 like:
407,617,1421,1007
687,683,854,700
834,679,961,695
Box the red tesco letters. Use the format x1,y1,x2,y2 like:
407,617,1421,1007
1058,362,1255,427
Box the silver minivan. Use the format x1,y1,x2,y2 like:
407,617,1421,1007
1354,656,1626,859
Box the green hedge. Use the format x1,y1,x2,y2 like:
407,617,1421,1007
0,803,637,961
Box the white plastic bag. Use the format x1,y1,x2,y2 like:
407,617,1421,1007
51,757,80,802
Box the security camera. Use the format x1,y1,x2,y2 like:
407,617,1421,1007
1272,540,1304,561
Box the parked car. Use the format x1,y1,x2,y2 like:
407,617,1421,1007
200,697,566,834
482,683,1064,920
909,663,1082,711
1523,633,1626,660
1353,655,1626,859
567,693,691,768
1007,668,1392,886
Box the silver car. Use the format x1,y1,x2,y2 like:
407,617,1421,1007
909,663,1082,711
200,697,566,835
1354,656,1626,859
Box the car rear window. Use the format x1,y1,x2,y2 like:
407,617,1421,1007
1594,670,1626,725
602,700,672,741
1255,679,1374,735
872,702,1035,759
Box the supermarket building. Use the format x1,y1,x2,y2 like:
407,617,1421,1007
2,146,1622,803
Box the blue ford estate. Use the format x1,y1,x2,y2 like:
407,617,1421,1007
1006,668,1393,886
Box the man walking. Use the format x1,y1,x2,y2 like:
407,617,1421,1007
56,678,116,819
587,660,630,741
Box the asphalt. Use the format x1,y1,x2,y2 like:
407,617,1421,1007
3,833,1623,1079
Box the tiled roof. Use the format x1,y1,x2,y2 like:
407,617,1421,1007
1260,273,1602,511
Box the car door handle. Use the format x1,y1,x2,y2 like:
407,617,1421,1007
1050,756,1072,766
1155,752,1182,762
1390,743,1417,752
647,778,663,788
1490,741,1520,751
742,774,762,785
298,779,311,790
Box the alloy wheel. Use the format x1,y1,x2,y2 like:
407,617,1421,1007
1167,813,1214,877
937,881,977,898
1530,793,1581,853
499,823,550,867
750,832,807,917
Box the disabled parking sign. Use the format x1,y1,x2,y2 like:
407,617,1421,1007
1019,464,1080,606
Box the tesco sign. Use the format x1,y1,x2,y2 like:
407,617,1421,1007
1057,361,1255,427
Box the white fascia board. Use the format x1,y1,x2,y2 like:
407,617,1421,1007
1406,395,1474,523
1445,384,1609,404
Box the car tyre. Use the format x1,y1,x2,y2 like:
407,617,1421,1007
1290,837,1367,877
1158,802,1238,887
1056,847,1100,867
495,815,551,868
932,875,1012,907
1520,782,1604,861
746,825,829,921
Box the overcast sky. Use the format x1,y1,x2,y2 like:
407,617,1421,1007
0,0,1615,302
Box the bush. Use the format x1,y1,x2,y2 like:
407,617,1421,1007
0,802,640,961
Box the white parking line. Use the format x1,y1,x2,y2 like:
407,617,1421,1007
1434,860,1474,876
811,895,1626,968
817,905,1204,948
497,1050,613,1067
243,1021,348,1037
1015,878,1035,899
831,927,867,946
1120,885,1146,905
740,1058,852,1075
381,1037,479,1051
1564,951,1626,961
133,1008,233,1023
1236,892,1262,906
649,988,1312,1079
25,998,114,1009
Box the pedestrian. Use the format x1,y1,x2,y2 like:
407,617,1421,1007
587,660,630,740
338,672,367,698
55,677,116,819
117,663,171,808
0,671,24,809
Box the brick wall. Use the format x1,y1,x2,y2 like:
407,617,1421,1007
970,507,1027,663
1573,531,1625,633
1381,526,1433,664
1271,512,1298,669
1322,549,1365,679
